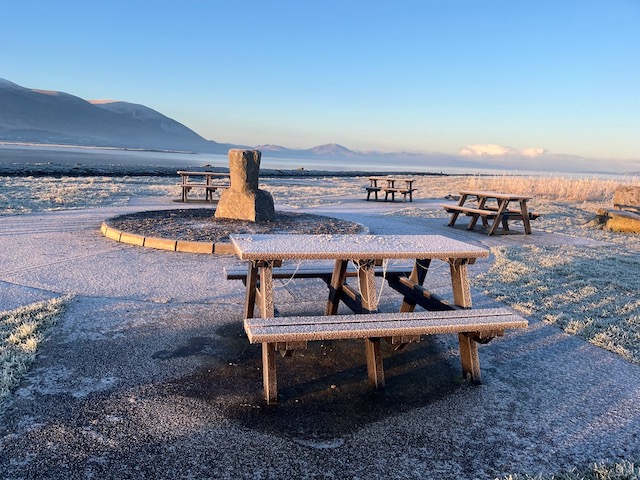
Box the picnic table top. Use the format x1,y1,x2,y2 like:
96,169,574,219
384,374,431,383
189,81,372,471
177,170,230,176
230,233,488,261
369,176,415,182
458,190,532,200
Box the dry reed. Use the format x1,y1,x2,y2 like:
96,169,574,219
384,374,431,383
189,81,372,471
461,174,639,203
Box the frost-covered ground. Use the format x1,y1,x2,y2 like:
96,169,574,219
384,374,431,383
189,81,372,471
2,174,639,369
1,172,640,479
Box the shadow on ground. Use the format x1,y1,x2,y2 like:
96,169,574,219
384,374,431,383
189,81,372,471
158,321,467,441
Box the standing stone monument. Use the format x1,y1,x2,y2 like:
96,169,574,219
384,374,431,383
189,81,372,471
214,149,275,222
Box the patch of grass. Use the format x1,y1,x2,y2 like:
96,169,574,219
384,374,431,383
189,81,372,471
502,459,640,479
475,244,640,364
0,176,177,214
0,296,68,406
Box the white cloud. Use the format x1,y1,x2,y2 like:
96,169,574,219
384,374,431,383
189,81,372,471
521,147,546,157
459,144,546,158
459,144,518,157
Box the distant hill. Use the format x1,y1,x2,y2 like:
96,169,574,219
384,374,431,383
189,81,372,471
0,78,227,153
0,78,492,171
256,142,362,158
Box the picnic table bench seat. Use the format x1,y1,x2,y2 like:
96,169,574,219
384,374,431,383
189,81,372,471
365,186,382,200
365,177,416,202
178,182,229,201
177,170,231,202
225,264,414,283
384,187,416,202
440,204,540,219
441,204,540,234
244,307,528,403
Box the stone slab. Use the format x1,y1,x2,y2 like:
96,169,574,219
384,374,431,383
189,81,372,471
144,237,177,251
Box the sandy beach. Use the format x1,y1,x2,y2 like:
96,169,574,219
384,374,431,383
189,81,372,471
1,170,639,479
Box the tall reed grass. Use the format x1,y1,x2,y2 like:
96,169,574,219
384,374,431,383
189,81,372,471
461,174,639,203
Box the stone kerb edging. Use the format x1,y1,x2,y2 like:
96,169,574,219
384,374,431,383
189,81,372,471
100,222,236,254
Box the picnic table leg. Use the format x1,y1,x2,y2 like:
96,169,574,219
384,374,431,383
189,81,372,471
365,337,384,389
243,262,259,319
262,343,278,404
458,333,482,384
449,259,472,308
468,195,487,230
355,259,378,313
448,211,461,227
488,200,509,235
255,260,280,404
258,262,275,318
448,194,468,226
520,199,532,234
448,257,482,382
400,258,431,312
325,260,349,315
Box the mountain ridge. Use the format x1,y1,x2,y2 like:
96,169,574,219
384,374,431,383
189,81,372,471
0,78,484,169
0,78,228,153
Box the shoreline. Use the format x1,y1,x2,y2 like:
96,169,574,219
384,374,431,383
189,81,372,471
0,163,462,178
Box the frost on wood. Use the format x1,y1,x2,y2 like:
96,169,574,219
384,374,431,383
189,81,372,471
230,234,489,261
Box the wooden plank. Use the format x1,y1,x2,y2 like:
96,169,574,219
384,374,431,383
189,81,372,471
457,190,532,200
440,204,497,216
225,265,412,281
246,308,527,403
244,308,528,343
177,182,209,187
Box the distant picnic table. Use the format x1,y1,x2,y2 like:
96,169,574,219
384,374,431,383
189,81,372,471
177,171,230,202
441,190,539,235
366,176,416,202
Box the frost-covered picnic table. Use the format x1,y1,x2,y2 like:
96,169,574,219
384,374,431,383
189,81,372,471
176,170,230,202
441,190,540,235
366,176,416,202
227,233,527,404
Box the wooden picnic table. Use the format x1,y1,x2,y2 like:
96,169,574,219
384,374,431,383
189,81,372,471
441,190,538,235
366,176,416,202
176,170,230,202
227,234,527,404
230,233,488,317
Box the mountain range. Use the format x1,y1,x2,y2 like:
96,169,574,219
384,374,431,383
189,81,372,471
0,77,470,167
0,78,375,159
2,78,635,174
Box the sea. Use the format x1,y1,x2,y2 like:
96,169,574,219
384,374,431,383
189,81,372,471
0,143,635,180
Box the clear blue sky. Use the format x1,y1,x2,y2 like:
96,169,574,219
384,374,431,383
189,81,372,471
2,0,639,166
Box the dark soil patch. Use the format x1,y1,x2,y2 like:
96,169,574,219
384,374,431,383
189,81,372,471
107,209,365,243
